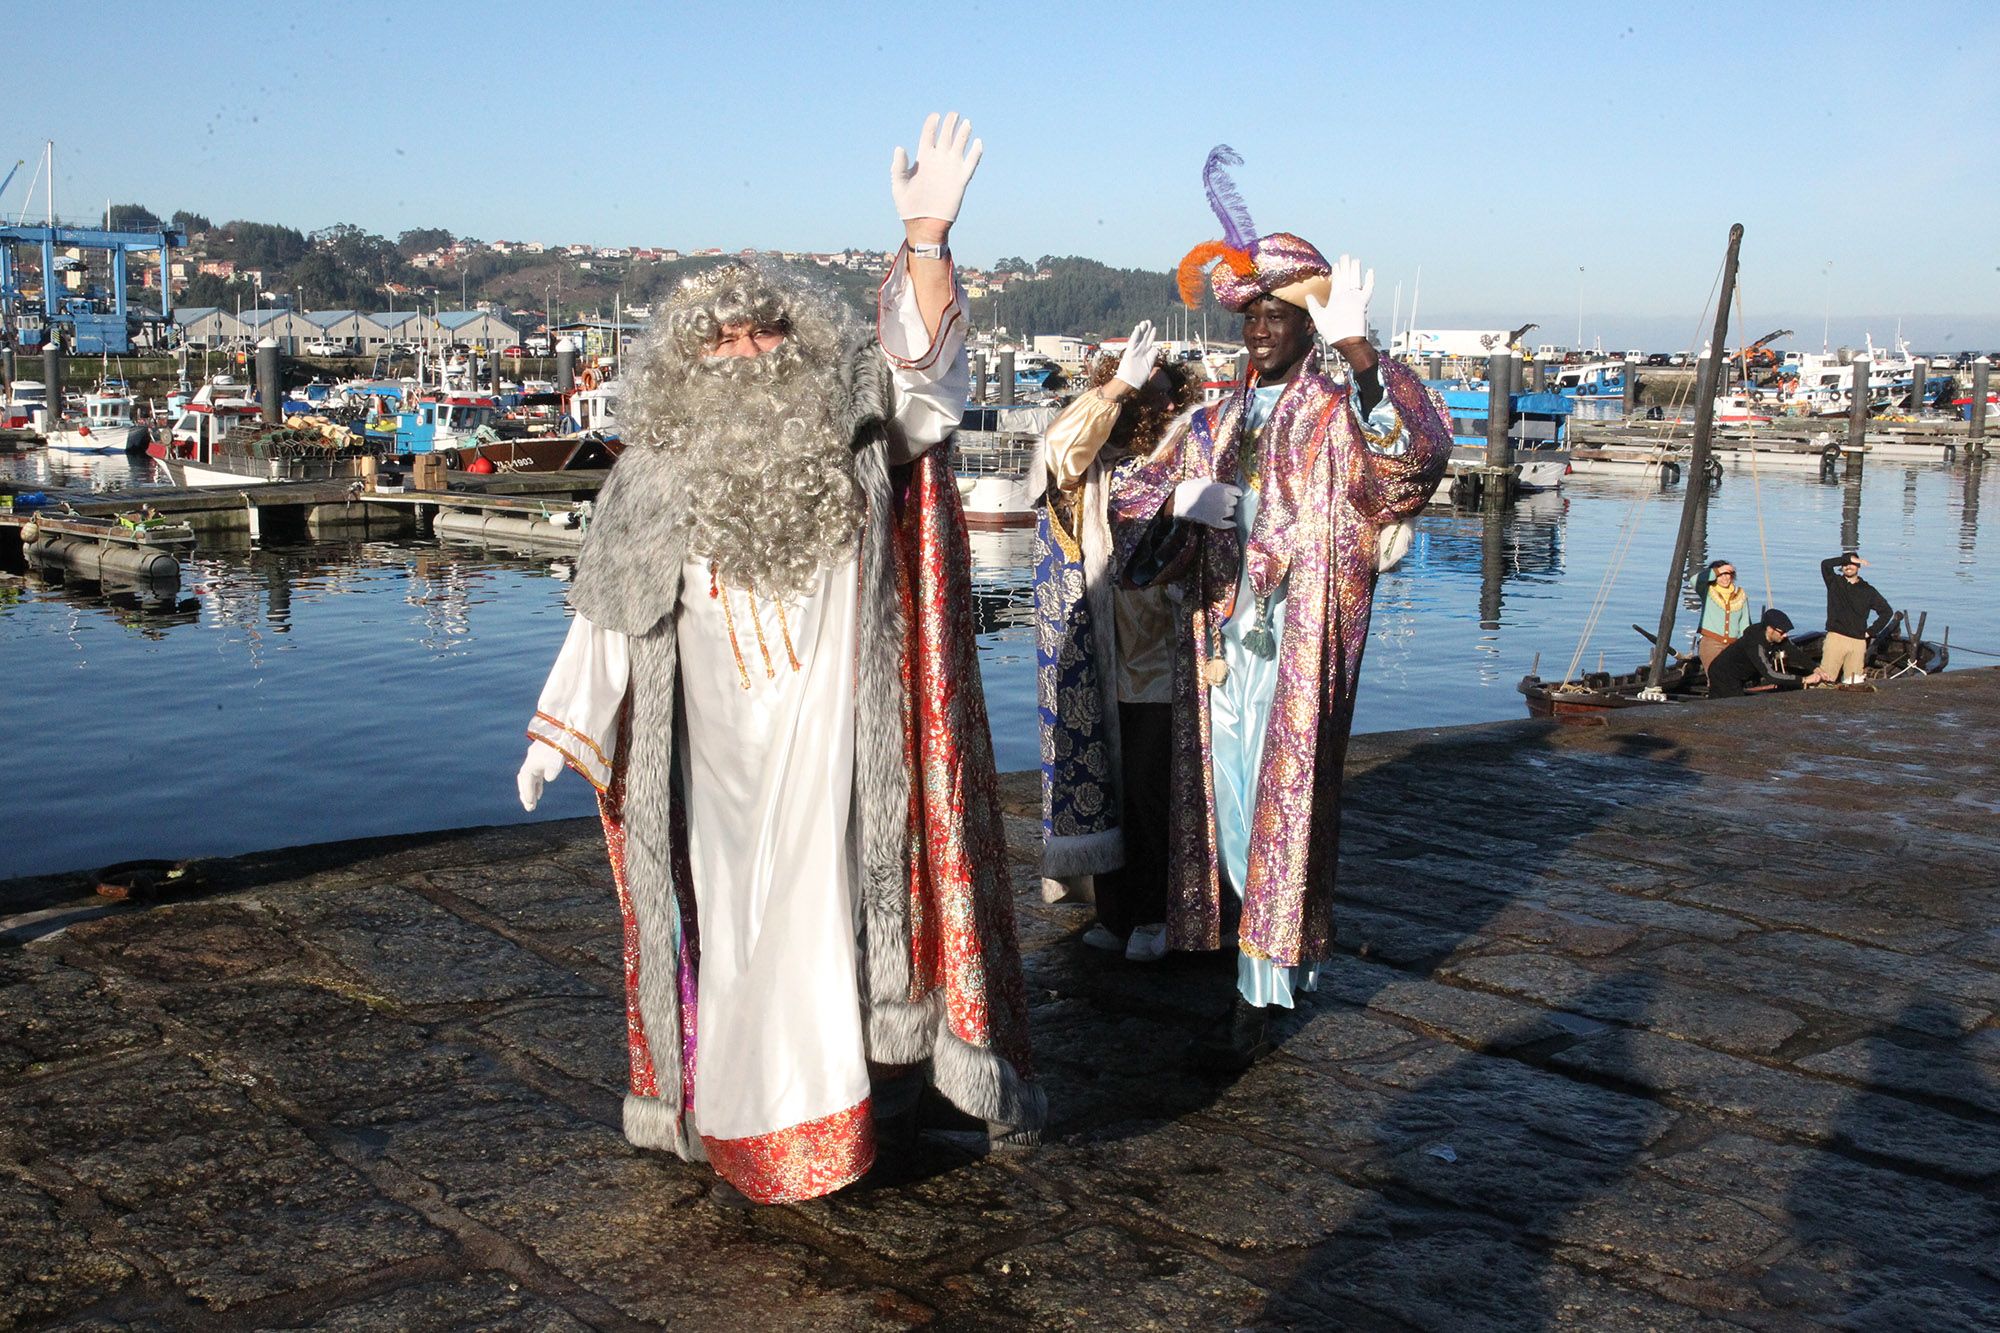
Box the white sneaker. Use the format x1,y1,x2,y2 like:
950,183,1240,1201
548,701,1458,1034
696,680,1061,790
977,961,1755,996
1081,924,1124,952
1124,923,1168,962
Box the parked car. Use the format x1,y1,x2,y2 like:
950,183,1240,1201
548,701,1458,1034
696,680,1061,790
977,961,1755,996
1645,353,1671,366
302,338,349,357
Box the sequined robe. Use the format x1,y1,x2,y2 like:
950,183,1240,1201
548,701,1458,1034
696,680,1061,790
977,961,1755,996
1110,354,1451,967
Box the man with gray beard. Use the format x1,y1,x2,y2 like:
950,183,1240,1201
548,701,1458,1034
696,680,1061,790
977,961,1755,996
516,114,1041,1206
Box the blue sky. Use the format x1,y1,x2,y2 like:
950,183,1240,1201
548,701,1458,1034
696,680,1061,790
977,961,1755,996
18,1,1998,348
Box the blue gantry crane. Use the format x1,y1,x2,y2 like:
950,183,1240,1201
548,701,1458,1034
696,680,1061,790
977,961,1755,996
0,152,183,355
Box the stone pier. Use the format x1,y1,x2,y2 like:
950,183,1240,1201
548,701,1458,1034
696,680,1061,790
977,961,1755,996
3,671,1997,1328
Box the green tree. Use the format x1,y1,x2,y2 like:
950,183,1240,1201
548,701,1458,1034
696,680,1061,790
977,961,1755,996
170,210,212,236
107,203,162,231
397,227,454,258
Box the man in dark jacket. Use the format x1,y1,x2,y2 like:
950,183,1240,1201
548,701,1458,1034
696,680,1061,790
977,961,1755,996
1804,553,1892,685
1708,608,1800,699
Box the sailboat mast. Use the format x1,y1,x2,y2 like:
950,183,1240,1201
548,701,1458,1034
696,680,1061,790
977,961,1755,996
1647,223,1744,689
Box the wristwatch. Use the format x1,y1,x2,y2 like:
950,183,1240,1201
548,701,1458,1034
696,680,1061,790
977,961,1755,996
908,242,949,261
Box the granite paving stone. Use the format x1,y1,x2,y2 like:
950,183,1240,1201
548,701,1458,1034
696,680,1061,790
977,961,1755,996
256,1273,597,1332
0,1175,139,1328
1440,951,1806,1055
1,669,1995,1327
258,881,603,1007
0,950,157,1076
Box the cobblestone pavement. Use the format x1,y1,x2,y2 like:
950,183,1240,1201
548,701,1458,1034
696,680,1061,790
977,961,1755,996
4,671,1997,1330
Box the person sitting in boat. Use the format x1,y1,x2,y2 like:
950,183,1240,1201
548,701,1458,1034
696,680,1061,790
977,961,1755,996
1802,552,1892,686
1034,320,1203,962
1693,558,1750,672
1707,608,1800,699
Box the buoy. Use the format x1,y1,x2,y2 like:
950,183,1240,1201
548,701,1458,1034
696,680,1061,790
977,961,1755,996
20,520,38,542
467,456,497,474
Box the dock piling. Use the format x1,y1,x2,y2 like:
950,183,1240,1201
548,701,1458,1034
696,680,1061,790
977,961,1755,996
42,343,61,422
1486,351,1513,471
1911,358,1929,413
2,346,12,390
1527,356,1546,393
555,338,576,395
1972,358,1989,455
256,339,281,424
1847,354,1871,455
998,350,1015,406
972,354,987,405
1622,356,1639,417
1426,354,1442,382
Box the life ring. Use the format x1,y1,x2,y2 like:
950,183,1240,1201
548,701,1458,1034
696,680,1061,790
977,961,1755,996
580,367,601,391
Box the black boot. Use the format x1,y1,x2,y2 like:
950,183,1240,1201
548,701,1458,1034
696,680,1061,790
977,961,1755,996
1189,996,1271,1075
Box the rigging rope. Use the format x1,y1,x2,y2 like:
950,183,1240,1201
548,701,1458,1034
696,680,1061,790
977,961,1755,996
1560,255,1727,683
1732,281,1775,611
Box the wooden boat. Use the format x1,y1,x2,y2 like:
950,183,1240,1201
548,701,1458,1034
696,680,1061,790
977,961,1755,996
1519,613,1949,716
434,434,622,473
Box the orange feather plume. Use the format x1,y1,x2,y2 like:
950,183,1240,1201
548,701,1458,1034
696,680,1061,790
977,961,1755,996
1175,241,1256,308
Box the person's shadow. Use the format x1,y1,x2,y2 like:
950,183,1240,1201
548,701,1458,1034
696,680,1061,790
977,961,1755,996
1017,721,1701,1148
1778,1000,2000,1327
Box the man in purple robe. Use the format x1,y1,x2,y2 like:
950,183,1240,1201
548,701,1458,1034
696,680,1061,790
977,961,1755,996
1111,148,1453,1070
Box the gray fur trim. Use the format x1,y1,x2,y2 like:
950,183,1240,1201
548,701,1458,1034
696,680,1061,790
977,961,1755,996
621,625,690,1118
1041,827,1125,879
851,430,912,1007
624,1093,701,1159
866,992,941,1066
931,1026,1047,1132
568,448,689,637
844,338,892,443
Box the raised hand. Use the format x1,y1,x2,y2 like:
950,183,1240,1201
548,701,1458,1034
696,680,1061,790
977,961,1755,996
890,111,984,225
1114,320,1160,391
1307,253,1374,347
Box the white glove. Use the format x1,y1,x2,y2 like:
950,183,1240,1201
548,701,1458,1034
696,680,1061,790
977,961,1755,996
1307,253,1374,346
1374,521,1414,572
890,112,984,224
1113,320,1159,391
516,743,563,812
1172,478,1242,529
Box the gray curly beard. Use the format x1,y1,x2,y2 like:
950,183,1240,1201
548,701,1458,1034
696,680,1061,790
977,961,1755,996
617,263,864,602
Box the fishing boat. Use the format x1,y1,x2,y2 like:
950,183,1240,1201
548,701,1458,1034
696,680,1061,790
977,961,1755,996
3,379,49,432
44,390,150,454
956,403,1053,528
1429,387,1573,501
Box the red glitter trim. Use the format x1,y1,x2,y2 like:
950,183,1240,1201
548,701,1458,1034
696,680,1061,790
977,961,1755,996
702,1098,875,1204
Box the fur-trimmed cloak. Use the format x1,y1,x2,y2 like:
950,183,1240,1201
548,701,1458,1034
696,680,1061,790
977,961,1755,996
566,342,1043,1167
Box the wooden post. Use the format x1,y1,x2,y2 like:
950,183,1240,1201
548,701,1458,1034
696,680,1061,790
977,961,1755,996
1847,354,1870,453
1485,351,1512,470
1623,357,1639,417
972,354,987,405
1648,223,1743,689
1910,358,1929,413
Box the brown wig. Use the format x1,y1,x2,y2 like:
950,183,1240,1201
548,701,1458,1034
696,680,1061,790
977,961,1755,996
1085,353,1203,457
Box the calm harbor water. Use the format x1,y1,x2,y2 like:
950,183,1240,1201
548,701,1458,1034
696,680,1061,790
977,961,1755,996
4,449,1997,879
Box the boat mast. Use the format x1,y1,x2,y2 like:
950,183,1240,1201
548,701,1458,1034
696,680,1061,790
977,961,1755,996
1646,222,1743,690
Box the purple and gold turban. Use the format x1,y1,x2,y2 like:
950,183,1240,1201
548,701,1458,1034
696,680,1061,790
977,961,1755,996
1175,147,1331,313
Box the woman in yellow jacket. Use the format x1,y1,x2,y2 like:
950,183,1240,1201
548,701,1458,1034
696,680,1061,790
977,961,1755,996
1694,558,1751,671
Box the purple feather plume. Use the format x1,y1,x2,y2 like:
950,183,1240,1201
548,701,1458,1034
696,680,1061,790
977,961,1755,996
1202,145,1256,251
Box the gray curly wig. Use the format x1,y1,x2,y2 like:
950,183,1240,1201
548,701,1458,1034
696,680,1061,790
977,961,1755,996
618,260,867,601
